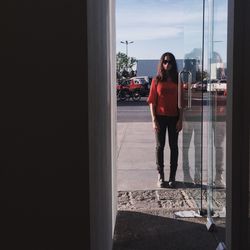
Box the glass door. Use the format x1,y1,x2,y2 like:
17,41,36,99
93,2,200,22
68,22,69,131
205,0,227,226
179,0,206,214
179,0,227,221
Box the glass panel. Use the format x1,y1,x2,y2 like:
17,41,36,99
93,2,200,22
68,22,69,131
181,0,204,213
205,0,227,240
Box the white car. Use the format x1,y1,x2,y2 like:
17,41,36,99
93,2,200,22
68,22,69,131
207,79,227,94
130,76,150,83
130,76,152,94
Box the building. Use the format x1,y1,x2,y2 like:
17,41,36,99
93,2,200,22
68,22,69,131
136,59,184,78
1,1,250,249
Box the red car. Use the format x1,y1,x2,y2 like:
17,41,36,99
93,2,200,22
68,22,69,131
116,79,146,101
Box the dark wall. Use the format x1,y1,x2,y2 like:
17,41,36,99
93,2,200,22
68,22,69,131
226,0,250,249
2,1,89,249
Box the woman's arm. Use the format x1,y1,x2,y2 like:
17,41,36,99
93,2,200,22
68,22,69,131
176,108,183,132
178,107,183,121
149,103,159,132
176,83,184,132
176,85,184,132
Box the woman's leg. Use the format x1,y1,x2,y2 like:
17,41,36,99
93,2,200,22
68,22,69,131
155,116,167,174
167,116,179,182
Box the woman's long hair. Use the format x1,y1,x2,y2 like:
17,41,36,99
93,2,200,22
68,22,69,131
156,52,178,84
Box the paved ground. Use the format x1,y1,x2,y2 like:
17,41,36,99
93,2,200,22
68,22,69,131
113,209,225,250
117,122,226,191
114,120,226,249
113,188,226,250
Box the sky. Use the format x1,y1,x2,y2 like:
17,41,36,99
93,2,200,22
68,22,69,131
116,0,228,64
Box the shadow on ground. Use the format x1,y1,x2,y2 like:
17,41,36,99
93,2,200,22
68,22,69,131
117,99,148,106
113,210,225,250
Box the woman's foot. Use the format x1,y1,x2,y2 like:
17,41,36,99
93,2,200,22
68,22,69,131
157,172,165,188
168,180,176,188
169,170,176,188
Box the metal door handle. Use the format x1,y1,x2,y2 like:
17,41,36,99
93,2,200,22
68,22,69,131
178,70,192,109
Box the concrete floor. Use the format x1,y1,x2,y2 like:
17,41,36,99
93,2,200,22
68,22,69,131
115,122,226,249
113,210,225,250
117,122,226,191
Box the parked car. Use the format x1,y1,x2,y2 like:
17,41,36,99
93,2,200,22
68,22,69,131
116,79,146,101
130,76,151,84
130,76,152,96
183,82,196,90
192,81,207,92
207,79,227,95
215,79,227,95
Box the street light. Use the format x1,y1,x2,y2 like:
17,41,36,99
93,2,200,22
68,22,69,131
120,40,134,57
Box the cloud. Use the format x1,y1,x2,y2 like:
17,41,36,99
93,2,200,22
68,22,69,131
116,0,228,61
115,0,215,42
117,25,183,41
116,3,203,41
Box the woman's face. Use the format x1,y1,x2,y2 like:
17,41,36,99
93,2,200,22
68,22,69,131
162,55,172,71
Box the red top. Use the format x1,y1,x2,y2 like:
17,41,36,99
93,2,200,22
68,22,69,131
147,78,180,116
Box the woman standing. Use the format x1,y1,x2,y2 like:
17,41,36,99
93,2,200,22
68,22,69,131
147,52,183,188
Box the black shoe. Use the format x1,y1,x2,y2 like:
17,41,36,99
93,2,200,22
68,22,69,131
168,180,176,188
157,172,165,188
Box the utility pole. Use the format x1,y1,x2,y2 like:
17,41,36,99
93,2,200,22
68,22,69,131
120,40,134,57
120,40,134,72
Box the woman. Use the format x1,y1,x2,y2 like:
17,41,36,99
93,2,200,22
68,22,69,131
147,52,183,188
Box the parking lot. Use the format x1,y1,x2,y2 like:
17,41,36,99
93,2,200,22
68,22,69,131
117,93,226,123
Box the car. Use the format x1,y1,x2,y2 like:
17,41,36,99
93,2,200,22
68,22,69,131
130,76,152,95
192,81,207,91
116,78,146,101
130,76,151,84
207,79,227,94
129,77,150,96
183,82,196,90
183,82,189,90
216,79,227,95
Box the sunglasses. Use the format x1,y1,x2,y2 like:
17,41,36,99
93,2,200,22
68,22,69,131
163,60,172,65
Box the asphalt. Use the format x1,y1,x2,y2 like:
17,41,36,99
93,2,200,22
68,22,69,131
114,122,226,250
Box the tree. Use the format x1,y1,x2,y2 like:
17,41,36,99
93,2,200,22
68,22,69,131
196,69,208,81
116,52,137,79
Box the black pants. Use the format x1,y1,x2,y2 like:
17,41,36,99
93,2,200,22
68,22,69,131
155,115,179,181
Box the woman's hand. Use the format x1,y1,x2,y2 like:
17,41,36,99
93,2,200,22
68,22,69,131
153,120,160,132
176,119,183,132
